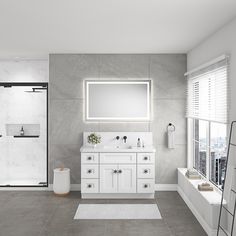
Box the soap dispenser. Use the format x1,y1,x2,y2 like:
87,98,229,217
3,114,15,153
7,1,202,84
137,138,142,148
20,126,24,136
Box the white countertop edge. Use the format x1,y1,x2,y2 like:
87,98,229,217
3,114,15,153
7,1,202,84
80,146,156,153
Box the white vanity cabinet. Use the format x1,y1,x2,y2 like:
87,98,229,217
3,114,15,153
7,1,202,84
100,164,136,193
81,151,155,199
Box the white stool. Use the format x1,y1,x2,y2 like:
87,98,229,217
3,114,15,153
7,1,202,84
53,168,70,195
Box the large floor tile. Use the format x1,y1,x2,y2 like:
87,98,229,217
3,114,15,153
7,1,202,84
155,145,187,184
0,191,207,236
151,99,186,145
99,54,149,79
150,54,186,99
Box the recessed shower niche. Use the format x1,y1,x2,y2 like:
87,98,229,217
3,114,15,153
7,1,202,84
0,83,48,187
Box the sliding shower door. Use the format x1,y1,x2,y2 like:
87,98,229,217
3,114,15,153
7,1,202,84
0,83,48,187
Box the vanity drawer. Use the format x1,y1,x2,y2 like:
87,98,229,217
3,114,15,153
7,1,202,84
100,153,136,164
81,179,99,193
137,179,155,193
137,153,155,164
81,164,99,178
137,165,155,179
81,153,99,164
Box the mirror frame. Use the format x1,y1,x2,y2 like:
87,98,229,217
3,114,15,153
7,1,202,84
85,80,151,122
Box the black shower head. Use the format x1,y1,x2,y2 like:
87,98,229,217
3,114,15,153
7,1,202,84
24,87,46,93
24,90,42,93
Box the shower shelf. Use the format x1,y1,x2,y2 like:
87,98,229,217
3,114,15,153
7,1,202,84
13,135,40,138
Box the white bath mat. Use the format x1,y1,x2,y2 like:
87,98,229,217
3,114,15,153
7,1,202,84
74,204,162,219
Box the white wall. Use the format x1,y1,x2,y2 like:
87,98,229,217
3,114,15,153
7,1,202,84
188,17,236,233
187,17,236,122
187,17,236,165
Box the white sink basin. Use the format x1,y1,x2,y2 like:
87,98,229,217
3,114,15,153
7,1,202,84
103,145,132,150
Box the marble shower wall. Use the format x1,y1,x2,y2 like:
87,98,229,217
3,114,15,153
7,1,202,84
0,60,48,82
0,86,47,184
0,60,48,185
49,54,187,184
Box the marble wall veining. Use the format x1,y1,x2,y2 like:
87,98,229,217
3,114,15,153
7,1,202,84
49,54,187,184
0,60,48,185
0,60,48,82
0,86,47,185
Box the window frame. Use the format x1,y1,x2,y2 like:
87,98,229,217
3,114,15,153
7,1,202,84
189,118,227,190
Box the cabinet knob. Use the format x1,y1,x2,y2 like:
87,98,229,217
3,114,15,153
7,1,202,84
144,169,148,174
118,170,122,174
144,184,148,188
87,156,92,160
144,157,148,160
87,169,92,173
113,170,117,173
87,184,92,188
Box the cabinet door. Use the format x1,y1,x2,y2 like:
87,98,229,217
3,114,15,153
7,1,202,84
100,164,118,193
118,164,136,193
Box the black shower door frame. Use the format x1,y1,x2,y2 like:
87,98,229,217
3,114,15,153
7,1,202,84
0,82,48,187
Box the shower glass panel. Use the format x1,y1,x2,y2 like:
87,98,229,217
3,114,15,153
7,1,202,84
0,83,48,186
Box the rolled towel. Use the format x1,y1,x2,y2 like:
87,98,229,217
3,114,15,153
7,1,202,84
198,184,214,191
187,169,198,175
185,172,201,179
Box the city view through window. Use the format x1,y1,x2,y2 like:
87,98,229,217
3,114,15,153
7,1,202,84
194,119,227,189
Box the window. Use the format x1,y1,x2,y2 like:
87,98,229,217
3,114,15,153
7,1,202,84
187,55,229,190
192,119,227,189
193,119,208,176
210,122,227,187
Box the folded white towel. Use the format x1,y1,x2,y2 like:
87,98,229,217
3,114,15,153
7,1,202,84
187,169,198,175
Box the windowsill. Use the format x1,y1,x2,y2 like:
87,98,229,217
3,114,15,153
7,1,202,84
178,168,225,205
192,168,223,195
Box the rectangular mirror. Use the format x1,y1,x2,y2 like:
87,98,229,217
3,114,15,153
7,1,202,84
85,81,151,121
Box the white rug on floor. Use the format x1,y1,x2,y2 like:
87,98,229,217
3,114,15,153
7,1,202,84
74,204,162,219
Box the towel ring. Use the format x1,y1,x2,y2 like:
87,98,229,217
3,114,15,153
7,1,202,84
167,123,175,132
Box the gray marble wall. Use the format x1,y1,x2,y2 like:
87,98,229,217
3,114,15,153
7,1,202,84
49,54,187,184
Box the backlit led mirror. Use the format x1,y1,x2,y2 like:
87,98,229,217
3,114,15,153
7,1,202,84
85,81,151,121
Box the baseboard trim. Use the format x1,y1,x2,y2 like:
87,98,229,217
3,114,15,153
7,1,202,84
0,187,50,191
155,184,177,191
177,186,217,236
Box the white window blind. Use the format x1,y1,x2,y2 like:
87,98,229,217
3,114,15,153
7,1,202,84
186,56,229,124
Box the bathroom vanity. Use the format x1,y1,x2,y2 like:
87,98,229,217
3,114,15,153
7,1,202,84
80,132,156,199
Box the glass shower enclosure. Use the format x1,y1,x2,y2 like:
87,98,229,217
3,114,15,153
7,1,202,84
0,83,48,187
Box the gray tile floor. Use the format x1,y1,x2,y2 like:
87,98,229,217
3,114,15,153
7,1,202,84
0,191,207,236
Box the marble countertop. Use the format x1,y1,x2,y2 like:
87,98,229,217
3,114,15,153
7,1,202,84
80,145,156,153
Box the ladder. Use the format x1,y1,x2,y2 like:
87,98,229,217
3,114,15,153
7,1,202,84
217,121,236,236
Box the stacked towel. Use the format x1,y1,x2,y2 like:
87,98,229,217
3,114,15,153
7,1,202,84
187,169,198,175
198,182,214,191
185,169,201,179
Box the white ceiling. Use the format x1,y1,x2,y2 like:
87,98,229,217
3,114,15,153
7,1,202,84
0,0,236,56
